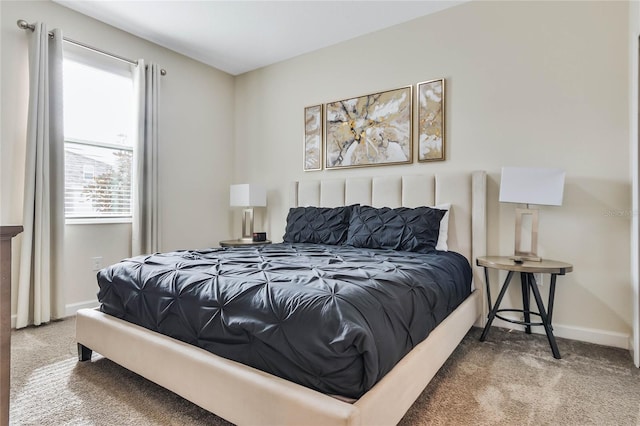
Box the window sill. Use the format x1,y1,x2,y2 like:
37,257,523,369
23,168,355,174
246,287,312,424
65,217,132,225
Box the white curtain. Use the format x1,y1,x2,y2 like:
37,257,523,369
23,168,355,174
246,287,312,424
131,60,160,256
16,24,65,328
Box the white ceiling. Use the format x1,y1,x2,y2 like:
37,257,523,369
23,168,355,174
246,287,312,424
53,1,465,76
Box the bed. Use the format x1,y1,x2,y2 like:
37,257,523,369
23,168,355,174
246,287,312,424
76,171,487,425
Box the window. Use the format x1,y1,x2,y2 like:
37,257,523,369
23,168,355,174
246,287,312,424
63,55,135,221
82,165,95,180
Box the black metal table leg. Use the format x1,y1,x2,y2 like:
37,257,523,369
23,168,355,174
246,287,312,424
480,270,515,342
521,272,531,334
529,277,561,359
548,273,558,327
484,266,492,313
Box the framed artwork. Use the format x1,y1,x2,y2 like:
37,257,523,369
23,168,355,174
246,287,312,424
325,86,412,169
417,78,445,161
303,104,323,171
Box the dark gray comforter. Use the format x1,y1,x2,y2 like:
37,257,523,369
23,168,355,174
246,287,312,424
97,243,471,398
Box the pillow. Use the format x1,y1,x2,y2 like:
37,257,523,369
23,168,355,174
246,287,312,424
433,203,451,251
345,205,447,253
282,205,354,245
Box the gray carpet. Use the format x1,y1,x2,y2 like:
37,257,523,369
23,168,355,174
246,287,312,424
10,318,640,425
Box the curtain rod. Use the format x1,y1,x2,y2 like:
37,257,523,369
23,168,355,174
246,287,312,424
17,19,166,76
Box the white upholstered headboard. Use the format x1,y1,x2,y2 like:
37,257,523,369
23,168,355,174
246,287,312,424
290,171,487,277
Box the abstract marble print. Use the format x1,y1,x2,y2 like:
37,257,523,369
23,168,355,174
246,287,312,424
325,86,412,169
418,79,445,161
304,104,322,171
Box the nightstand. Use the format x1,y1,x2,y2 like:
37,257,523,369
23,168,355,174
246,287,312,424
476,256,573,359
219,239,272,248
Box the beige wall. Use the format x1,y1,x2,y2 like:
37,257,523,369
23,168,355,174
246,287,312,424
1,1,235,318
235,1,632,346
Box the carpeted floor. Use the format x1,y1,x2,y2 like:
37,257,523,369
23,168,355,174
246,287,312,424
10,317,640,425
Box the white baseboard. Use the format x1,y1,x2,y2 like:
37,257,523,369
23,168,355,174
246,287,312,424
65,299,99,317
11,300,99,329
492,316,630,350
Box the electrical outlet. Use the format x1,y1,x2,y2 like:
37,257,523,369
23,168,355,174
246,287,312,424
91,256,103,271
534,273,543,286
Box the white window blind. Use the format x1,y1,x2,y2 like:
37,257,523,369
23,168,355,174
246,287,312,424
63,57,135,220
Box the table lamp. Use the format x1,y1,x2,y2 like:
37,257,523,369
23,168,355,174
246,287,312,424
499,166,565,262
230,184,267,241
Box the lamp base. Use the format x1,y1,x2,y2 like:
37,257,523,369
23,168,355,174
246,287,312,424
241,208,255,240
514,207,541,262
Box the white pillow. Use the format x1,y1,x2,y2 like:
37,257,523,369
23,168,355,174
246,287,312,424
432,203,451,251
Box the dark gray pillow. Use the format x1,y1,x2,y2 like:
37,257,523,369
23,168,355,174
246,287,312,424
283,206,354,245
345,205,447,253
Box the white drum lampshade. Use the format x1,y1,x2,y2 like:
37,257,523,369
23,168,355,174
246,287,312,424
230,184,267,241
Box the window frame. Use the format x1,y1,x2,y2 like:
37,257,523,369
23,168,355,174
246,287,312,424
62,49,136,225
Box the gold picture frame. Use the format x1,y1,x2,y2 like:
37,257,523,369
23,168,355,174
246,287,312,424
303,104,323,171
325,86,412,169
417,78,445,162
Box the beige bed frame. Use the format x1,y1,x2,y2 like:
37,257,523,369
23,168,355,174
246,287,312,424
76,171,487,425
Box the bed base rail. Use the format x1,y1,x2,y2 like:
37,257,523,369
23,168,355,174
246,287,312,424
76,290,479,426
